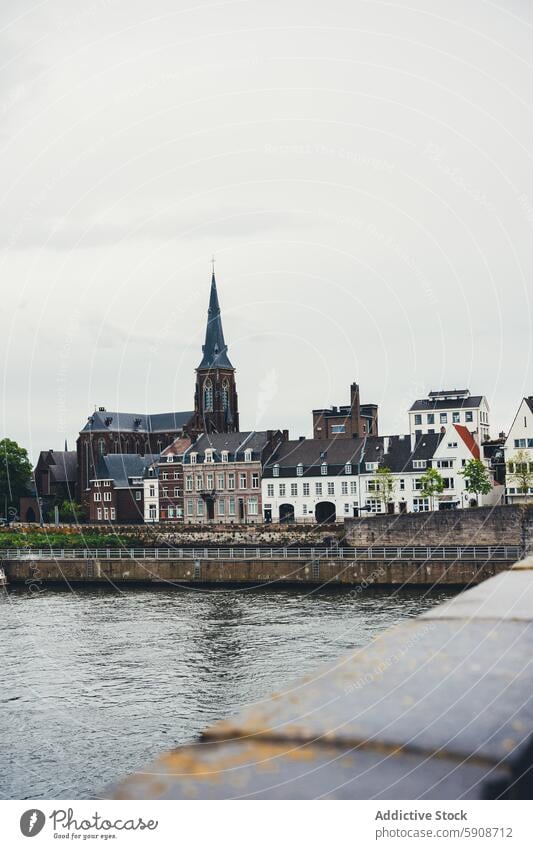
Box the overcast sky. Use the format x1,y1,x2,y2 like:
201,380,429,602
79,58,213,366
1,0,532,460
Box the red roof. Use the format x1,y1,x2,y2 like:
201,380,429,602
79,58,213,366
454,425,480,458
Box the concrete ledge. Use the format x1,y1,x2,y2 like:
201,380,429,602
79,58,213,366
108,564,533,800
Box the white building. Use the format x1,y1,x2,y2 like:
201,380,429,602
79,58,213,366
503,396,533,502
408,389,490,445
262,427,500,524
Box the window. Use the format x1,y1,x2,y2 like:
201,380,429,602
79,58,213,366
291,483,298,496
94,481,101,488
110,508,116,520
440,413,448,424
162,471,169,480
366,498,382,513
303,482,310,496
94,492,101,502
447,442,458,449
218,499,225,516
367,479,378,492
345,463,352,475
217,473,225,490
197,499,204,516
296,463,303,476
413,497,430,512
414,414,422,426
203,379,213,411
97,508,102,520
195,474,203,490
465,411,473,423
273,464,280,477
315,482,322,496
427,414,435,425
399,479,405,491
103,480,110,487
413,478,423,490
98,438,106,456
221,451,229,463
103,508,109,520
443,478,455,489
252,473,259,489
149,485,155,497
344,503,350,514
413,460,427,470
244,449,252,462
104,491,111,502
341,481,348,495
321,463,328,475
136,491,142,501
327,482,335,495
186,475,193,491
267,484,274,497
452,412,460,423
228,496,235,516
239,473,247,489
365,462,378,472
174,488,179,497
514,439,526,448
190,453,197,464
247,497,258,516
228,473,235,490
186,499,193,517
149,505,157,520
162,487,168,497
173,471,179,479
204,449,214,463
206,473,214,490
167,455,174,463
221,379,230,412
350,481,357,494
279,484,286,497
331,424,345,434
528,439,533,448
302,504,308,515
436,459,453,468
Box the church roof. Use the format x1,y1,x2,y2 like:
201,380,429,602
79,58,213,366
197,272,234,370
81,409,194,433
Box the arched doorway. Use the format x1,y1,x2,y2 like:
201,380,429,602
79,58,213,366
25,507,36,523
279,503,295,523
315,501,336,524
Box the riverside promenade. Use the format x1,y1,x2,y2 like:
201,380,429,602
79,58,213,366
108,556,533,800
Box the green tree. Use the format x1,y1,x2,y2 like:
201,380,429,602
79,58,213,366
419,467,445,511
459,458,493,506
370,466,396,510
506,450,533,500
0,438,33,520
57,499,87,523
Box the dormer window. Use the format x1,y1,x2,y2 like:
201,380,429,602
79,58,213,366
413,459,427,470
365,462,378,472
167,455,174,463
244,449,252,462
221,451,229,463
190,453,197,465
296,463,303,476
321,462,328,475
345,463,352,475
204,450,214,463
273,464,280,477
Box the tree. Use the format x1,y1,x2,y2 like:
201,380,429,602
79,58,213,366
459,458,493,506
57,499,87,523
370,466,396,510
0,438,33,520
419,467,445,511
506,450,533,500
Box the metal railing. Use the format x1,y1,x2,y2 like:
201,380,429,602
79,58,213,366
0,545,522,561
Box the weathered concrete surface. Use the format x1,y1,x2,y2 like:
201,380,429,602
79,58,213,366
4,557,510,586
108,557,533,800
345,504,533,551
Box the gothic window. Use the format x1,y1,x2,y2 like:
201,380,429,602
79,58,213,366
98,438,106,456
222,379,230,411
204,379,213,412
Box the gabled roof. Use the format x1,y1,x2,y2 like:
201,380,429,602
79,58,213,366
36,450,77,482
197,272,233,370
81,410,194,433
409,395,484,412
183,431,277,463
92,454,156,488
525,397,533,415
454,425,480,459
161,437,192,456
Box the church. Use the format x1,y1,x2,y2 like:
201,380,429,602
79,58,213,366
76,270,239,500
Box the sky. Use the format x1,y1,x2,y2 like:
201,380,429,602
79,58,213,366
1,0,532,461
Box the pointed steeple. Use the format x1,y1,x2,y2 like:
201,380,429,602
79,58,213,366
198,270,234,370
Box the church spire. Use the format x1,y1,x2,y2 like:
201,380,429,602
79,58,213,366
198,268,234,370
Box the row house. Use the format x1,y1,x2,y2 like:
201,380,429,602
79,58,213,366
143,437,191,522
179,430,286,524
89,454,156,523
504,396,533,502
262,425,501,524
408,389,490,445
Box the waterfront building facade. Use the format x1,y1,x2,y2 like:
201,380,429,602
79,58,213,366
88,454,156,523
504,396,533,502
312,382,378,440
408,389,490,445
143,437,191,523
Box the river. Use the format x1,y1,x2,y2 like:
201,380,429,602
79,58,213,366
1,583,457,799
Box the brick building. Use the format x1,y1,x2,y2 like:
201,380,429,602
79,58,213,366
143,437,191,523
313,382,378,441
88,454,156,523
20,449,77,523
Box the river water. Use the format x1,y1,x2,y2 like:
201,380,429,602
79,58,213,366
1,584,457,799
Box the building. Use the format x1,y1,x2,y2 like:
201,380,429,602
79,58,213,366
19,449,78,522
191,270,239,435
76,269,239,502
262,425,500,524
312,382,378,440
408,389,490,445
143,437,191,523
503,397,533,502
180,430,286,524
88,454,156,523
